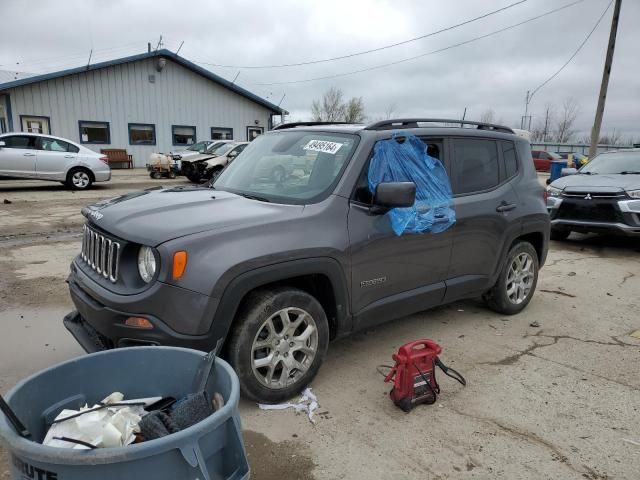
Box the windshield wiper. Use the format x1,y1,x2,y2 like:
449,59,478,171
579,171,596,175
236,192,271,202
619,171,640,175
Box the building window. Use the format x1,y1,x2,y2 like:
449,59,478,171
247,126,264,141
211,127,233,140
20,115,50,134
172,125,196,146
129,123,156,145
79,120,110,144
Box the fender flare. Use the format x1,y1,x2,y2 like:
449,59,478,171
208,257,351,350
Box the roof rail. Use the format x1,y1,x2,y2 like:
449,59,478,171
272,121,361,130
365,118,514,134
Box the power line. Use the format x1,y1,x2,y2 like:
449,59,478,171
246,0,585,86
192,0,528,69
528,0,613,101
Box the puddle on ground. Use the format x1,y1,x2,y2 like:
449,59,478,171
244,430,316,480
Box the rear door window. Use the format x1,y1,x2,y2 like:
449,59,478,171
451,138,499,195
37,137,77,153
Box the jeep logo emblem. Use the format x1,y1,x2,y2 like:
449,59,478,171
88,210,103,220
584,193,592,200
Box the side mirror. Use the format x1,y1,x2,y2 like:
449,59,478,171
561,167,578,177
228,151,238,159
0,141,5,148
371,182,416,214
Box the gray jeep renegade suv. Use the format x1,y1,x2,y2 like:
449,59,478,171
64,118,550,403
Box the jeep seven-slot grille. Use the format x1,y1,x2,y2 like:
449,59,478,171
81,224,121,283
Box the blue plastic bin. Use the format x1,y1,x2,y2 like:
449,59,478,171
0,347,249,480
549,160,568,183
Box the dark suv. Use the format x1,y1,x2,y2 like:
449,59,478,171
64,119,550,403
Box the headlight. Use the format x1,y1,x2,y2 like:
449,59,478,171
546,186,562,197
138,246,157,283
626,189,640,199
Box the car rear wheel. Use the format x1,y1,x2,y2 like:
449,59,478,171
550,228,571,241
484,241,539,315
66,168,93,190
226,287,329,403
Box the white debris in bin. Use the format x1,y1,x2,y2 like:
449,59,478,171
43,392,161,449
258,388,319,424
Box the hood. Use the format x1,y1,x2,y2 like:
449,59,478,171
180,153,218,164
82,186,304,246
551,173,640,192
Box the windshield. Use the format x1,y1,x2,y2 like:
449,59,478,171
211,143,236,156
214,131,358,204
204,141,225,153
186,141,209,152
580,150,640,174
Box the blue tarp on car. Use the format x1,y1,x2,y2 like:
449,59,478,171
368,132,456,235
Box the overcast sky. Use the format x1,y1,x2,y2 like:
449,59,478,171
1,0,638,141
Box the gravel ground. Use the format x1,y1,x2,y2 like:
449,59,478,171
1,171,639,479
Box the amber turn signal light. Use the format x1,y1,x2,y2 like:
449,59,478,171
125,317,153,329
172,250,188,280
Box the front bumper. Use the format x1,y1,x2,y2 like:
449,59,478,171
65,260,221,353
547,197,640,236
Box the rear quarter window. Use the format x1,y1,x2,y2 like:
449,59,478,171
501,141,518,179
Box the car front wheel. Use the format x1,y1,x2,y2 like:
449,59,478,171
484,241,539,315
226,287,329,403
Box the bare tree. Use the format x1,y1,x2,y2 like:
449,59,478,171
553,97,580,143
383,103,397,120
530,105,555,142
479,109,496,124
598,129,622,145
311,87,345,122
343,97,366,123
310,87,366,122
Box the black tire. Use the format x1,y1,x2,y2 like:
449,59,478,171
550,228,571,241
484,241,539,315
66,167,93,190
168,171,177,179
150,171,162,179
226,287,329,403
186,173,201,183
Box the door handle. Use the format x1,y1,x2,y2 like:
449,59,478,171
64,155,75,158
496,202,516,213
23,152,36,157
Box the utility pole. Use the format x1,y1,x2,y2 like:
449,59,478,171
520,90,531,130
588,0,622,159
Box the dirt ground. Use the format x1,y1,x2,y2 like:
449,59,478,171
1,170,639,479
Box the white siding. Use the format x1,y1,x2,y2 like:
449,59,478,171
5,57,274,166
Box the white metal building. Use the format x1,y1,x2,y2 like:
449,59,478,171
0,50,286,166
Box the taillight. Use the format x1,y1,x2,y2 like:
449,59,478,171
99,156,110,165
543,189,548,203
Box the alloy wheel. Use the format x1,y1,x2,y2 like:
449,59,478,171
506,252,535,304
72,171,90,188
251,307,318,389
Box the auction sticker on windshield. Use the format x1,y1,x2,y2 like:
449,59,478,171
303,140,343,155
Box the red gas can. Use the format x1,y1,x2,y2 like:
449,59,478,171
384,339,465,412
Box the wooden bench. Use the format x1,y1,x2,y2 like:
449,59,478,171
100,148,134,169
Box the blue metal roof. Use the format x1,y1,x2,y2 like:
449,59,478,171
0,49,286,115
